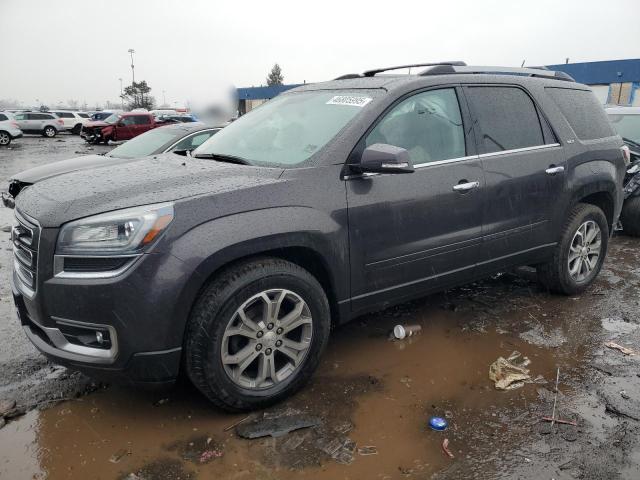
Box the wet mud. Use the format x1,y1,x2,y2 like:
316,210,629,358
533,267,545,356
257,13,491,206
1,137,639,479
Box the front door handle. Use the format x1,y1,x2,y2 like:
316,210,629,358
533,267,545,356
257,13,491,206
545,166,565,175
452,180,480,192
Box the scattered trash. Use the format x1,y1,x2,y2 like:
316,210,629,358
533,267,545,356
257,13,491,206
0,399,16,417
441,438,454,459
549,368,560,427
429,416,448,431
358,446,378,456
109,448,131,463
0,226,11,233
280,432,309,452
236,414,321,439
604,341,636,356
223,415,250,432
333,420,354,435
541,417,577,426
489,351,531,390
199,449,223,463
317,436,356,465
393,324,422,340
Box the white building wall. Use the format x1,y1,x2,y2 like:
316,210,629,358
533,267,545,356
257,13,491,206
589,85,610,104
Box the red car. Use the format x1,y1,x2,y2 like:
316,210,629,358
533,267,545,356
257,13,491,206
80,112,168,144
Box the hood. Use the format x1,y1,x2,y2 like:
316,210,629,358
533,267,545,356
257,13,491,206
16,153,284,227
84,120,109,129
11,154,131,185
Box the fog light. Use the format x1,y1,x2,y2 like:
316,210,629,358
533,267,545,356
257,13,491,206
96,331,104,345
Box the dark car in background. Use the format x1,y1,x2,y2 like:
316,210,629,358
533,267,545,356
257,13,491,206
2,123,220,208
11,63,625,411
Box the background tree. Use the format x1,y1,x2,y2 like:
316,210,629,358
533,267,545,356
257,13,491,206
266,63,284,86
67,99,79,109
121,80,156,110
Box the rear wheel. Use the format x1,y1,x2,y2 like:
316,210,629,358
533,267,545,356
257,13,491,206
185,257,330,411
72,123,82,135
0,131,11,146
537,203,608,295
43,126,56,138
621,197,640,237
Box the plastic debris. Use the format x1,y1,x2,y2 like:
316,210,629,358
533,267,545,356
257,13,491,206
604,341,636,356
393,324,422,340
429,416,448,431
358,446,378,456
317,437,356,465
199,449,223,463
441,438,454,458
109,448,131,464
541,417,577,426
489,351,531,390
236,414,321,439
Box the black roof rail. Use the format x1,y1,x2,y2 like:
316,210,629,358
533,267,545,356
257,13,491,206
362,61,467,77
333,73,362,80
420,65,575,82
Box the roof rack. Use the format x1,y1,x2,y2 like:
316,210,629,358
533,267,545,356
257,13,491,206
419,65,575,82
362,61,467,77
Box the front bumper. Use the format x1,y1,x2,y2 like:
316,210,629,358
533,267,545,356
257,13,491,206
9,130,23,139
1,192,14,209
10,224,195,386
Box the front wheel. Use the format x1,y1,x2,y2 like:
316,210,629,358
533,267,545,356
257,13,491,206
43,126,56,137
185,258,331,411
621,197,640,237
537,203,608,295
0,131,11,146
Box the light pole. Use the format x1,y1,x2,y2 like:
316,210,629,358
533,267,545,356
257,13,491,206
119,78,124,109
162,90,166,106
128,48,136,85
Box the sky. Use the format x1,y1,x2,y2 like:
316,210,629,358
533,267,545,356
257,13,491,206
0,0,638,108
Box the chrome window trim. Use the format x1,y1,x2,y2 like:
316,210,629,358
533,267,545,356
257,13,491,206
53,254,141,279
414,154,480,169
163,128,218,153
477,143,561,159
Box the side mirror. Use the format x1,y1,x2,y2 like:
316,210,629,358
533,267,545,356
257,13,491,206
173,149,190,156
356,143,414,174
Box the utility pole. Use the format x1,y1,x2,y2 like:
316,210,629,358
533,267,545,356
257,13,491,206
163,90,166,106
119,78,124,109
128,48,136,85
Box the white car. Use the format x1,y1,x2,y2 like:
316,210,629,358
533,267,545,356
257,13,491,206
0,112,23,146
51,111,91,134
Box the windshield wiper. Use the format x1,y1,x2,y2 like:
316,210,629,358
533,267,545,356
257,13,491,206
622,137,640,150
193,152,251,165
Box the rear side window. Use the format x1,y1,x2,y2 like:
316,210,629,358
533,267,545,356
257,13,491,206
0,114,7,121
546,88,614,140
54,112,74,118
77,113,89,118
133,115,151,125
465,86,545,153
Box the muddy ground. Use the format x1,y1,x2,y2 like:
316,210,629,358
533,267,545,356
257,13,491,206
0,136,639,480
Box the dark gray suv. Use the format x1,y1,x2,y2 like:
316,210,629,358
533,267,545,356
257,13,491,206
11,63,626,411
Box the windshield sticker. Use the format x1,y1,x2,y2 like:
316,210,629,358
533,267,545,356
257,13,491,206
326,96,372,107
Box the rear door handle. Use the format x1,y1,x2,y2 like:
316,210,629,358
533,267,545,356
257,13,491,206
545,166,565,175
452,181,480,192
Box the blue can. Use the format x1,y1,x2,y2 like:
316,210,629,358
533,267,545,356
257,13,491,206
429,416,448,431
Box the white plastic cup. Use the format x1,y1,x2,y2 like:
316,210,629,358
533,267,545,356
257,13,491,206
393,324,422,340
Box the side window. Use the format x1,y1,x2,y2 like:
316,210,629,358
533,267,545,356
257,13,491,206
171,131,216,151
121,116,136,126
365,88,465,165
546,88,615,141
14,113,25,120
466,86,545,153
0,114,7,121
134,115,151,125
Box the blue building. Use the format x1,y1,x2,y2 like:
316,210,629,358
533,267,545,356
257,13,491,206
547,59,640,106
236,84,301,114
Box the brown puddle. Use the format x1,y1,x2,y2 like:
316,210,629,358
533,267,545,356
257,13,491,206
0,278,591,480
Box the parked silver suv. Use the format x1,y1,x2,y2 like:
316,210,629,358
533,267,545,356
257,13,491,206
0,112,23,145
12,112,65,137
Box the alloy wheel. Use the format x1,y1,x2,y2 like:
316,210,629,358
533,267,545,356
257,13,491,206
0,133,9,145
221,289,313,390
568,220,602,282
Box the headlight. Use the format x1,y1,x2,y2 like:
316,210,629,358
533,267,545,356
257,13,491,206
56,202,174,255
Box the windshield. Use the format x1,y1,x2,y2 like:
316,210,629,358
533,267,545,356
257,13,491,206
193,90,377,167
104,113,120,124
107,127,183,158
608,113,640,145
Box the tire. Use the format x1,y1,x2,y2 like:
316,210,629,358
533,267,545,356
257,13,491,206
537,203,608,295
43,126,57,138
72,123,82,135
620,197,640,237
185,257,331,411
0,131,11,146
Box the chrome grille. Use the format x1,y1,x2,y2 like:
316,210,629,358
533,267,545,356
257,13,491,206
12,211,39,297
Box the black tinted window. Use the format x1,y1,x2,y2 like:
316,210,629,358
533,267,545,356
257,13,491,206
466,86,544,153
546,88,614,140
366,88,466,164
133,115,150,125
54,112,73,118
0,114,7,121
